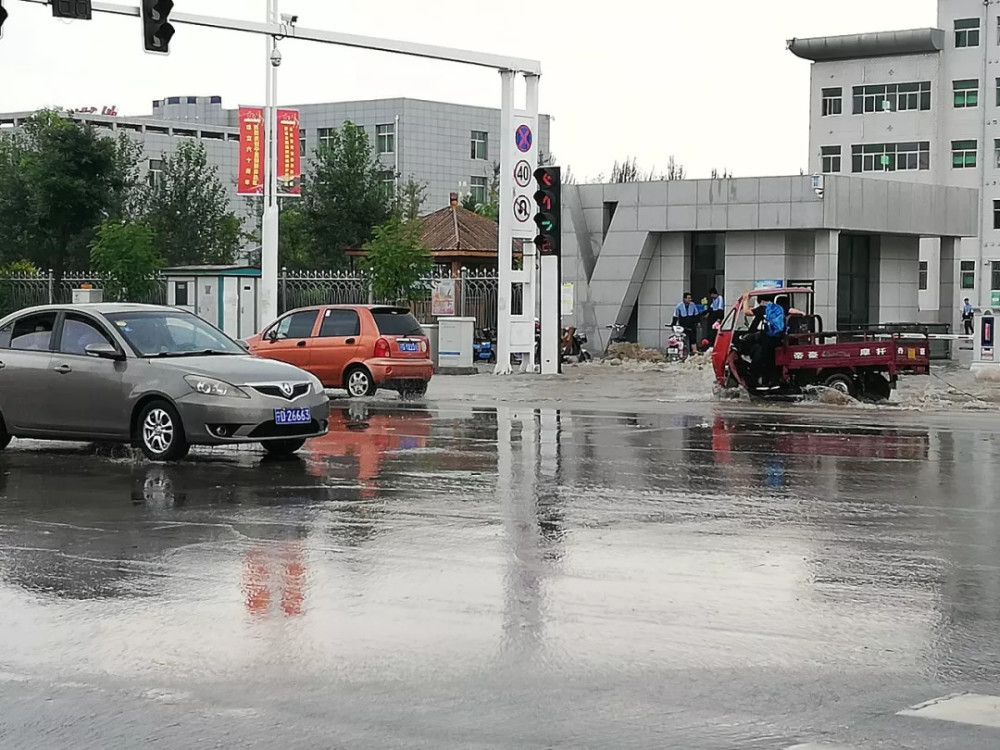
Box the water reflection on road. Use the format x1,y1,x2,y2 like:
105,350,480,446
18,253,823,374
2,403,1000,747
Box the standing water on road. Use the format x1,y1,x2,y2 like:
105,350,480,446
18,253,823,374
2,400,1000,747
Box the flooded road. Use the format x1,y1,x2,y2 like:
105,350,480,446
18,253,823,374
3,400,1000,748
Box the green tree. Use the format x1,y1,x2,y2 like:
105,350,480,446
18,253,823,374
277,201,316,269
145,140,244,266
90,221,163,302
362,216,432,304
304,122,391,268
394,176,427,222
0,111,133,276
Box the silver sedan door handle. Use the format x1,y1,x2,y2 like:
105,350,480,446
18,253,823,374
54,364,72,374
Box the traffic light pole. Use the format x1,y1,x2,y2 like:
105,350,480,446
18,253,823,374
260,0,279,329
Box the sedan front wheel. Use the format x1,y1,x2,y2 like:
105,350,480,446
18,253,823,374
137,400,190,462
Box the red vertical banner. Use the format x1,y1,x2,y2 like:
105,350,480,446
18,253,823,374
237,107,265,195
276,108,302,197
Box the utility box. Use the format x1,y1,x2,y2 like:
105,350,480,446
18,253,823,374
162,265,261,340
421,323,440,367
437,317,476,374
72,288,104,304
972,308,999,381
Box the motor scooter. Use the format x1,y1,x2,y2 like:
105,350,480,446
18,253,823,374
666,325,689,362
561,326,592,363
473,327,496,363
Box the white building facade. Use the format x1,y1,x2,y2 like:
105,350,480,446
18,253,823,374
789,0,1000,324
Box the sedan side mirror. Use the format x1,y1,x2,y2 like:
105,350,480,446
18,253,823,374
85,342,124,361
236,339,250,351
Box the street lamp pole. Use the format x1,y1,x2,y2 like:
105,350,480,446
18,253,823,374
260,0,280,330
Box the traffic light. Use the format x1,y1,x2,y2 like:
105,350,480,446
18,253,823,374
141,0,175,54
0,2,8,39
51,0,92,20
533,166,561,256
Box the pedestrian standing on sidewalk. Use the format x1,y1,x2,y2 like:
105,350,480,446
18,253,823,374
962,298,974,335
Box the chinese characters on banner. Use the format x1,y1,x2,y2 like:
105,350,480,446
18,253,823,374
276,109,302,197
237,107,265,195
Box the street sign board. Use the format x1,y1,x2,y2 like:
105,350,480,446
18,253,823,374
511,115,537,240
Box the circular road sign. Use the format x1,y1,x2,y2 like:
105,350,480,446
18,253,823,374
513,195,531,223
515,124,532,153
514,160,532,187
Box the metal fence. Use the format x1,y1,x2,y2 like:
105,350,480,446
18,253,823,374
279,267,504,329
0,268,503,330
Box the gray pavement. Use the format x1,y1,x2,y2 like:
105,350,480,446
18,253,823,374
3,371,1000,748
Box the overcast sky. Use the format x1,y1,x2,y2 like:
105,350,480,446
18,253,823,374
0,0,937,180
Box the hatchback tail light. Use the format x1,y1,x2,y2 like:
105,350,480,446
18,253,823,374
374,338,391,358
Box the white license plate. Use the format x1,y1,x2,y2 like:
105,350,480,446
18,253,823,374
274,408,311,425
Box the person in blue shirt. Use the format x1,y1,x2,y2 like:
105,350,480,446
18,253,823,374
672,292,699,354
709,288,725,314
962,298,974,335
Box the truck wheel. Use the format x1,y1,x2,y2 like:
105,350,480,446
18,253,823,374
822,373,857,398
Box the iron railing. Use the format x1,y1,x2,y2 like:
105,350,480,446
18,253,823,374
0,268,504,330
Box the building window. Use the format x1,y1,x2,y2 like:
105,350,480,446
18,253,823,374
919,261,928,291
822,88,842,116
471,130,488,159
317,127,334,150
299,129,306,159
993,262,1000,291
852,82,931,114
961,260,976,289
956,18,981,48
380,169,396,192
469,176,488,205
147,158,163,188
821,145,842,173
952,140,978,168
850,142,930,172
954,79,979,108
994,200,1000,229
376,123,395,154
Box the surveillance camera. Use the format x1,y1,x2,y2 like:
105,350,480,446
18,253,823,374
281,13,298,25
270,47,283,67
814,188,825,198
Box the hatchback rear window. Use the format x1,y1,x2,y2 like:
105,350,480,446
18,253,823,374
372,309,423,336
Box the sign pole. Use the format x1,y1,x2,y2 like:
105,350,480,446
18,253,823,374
259,0,280,331
495,69,515,375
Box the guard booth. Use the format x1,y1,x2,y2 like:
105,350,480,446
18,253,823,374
162,265,261,340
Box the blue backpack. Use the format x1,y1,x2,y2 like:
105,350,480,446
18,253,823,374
764,303,785,338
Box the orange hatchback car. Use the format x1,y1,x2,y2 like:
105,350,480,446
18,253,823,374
246,305,433,398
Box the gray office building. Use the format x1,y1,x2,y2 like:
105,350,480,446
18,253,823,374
789,0,1000,322
0,95,552,227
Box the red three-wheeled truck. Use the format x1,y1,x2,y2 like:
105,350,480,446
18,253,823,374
711,286,931,402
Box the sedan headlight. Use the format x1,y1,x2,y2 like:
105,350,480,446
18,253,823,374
307,373,326,394
184,375,249,399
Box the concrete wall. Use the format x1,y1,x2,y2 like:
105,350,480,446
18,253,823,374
875,235,922,323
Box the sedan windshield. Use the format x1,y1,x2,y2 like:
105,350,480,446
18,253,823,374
104,311,245,357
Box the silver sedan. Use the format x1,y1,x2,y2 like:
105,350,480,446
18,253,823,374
0,303,330,461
